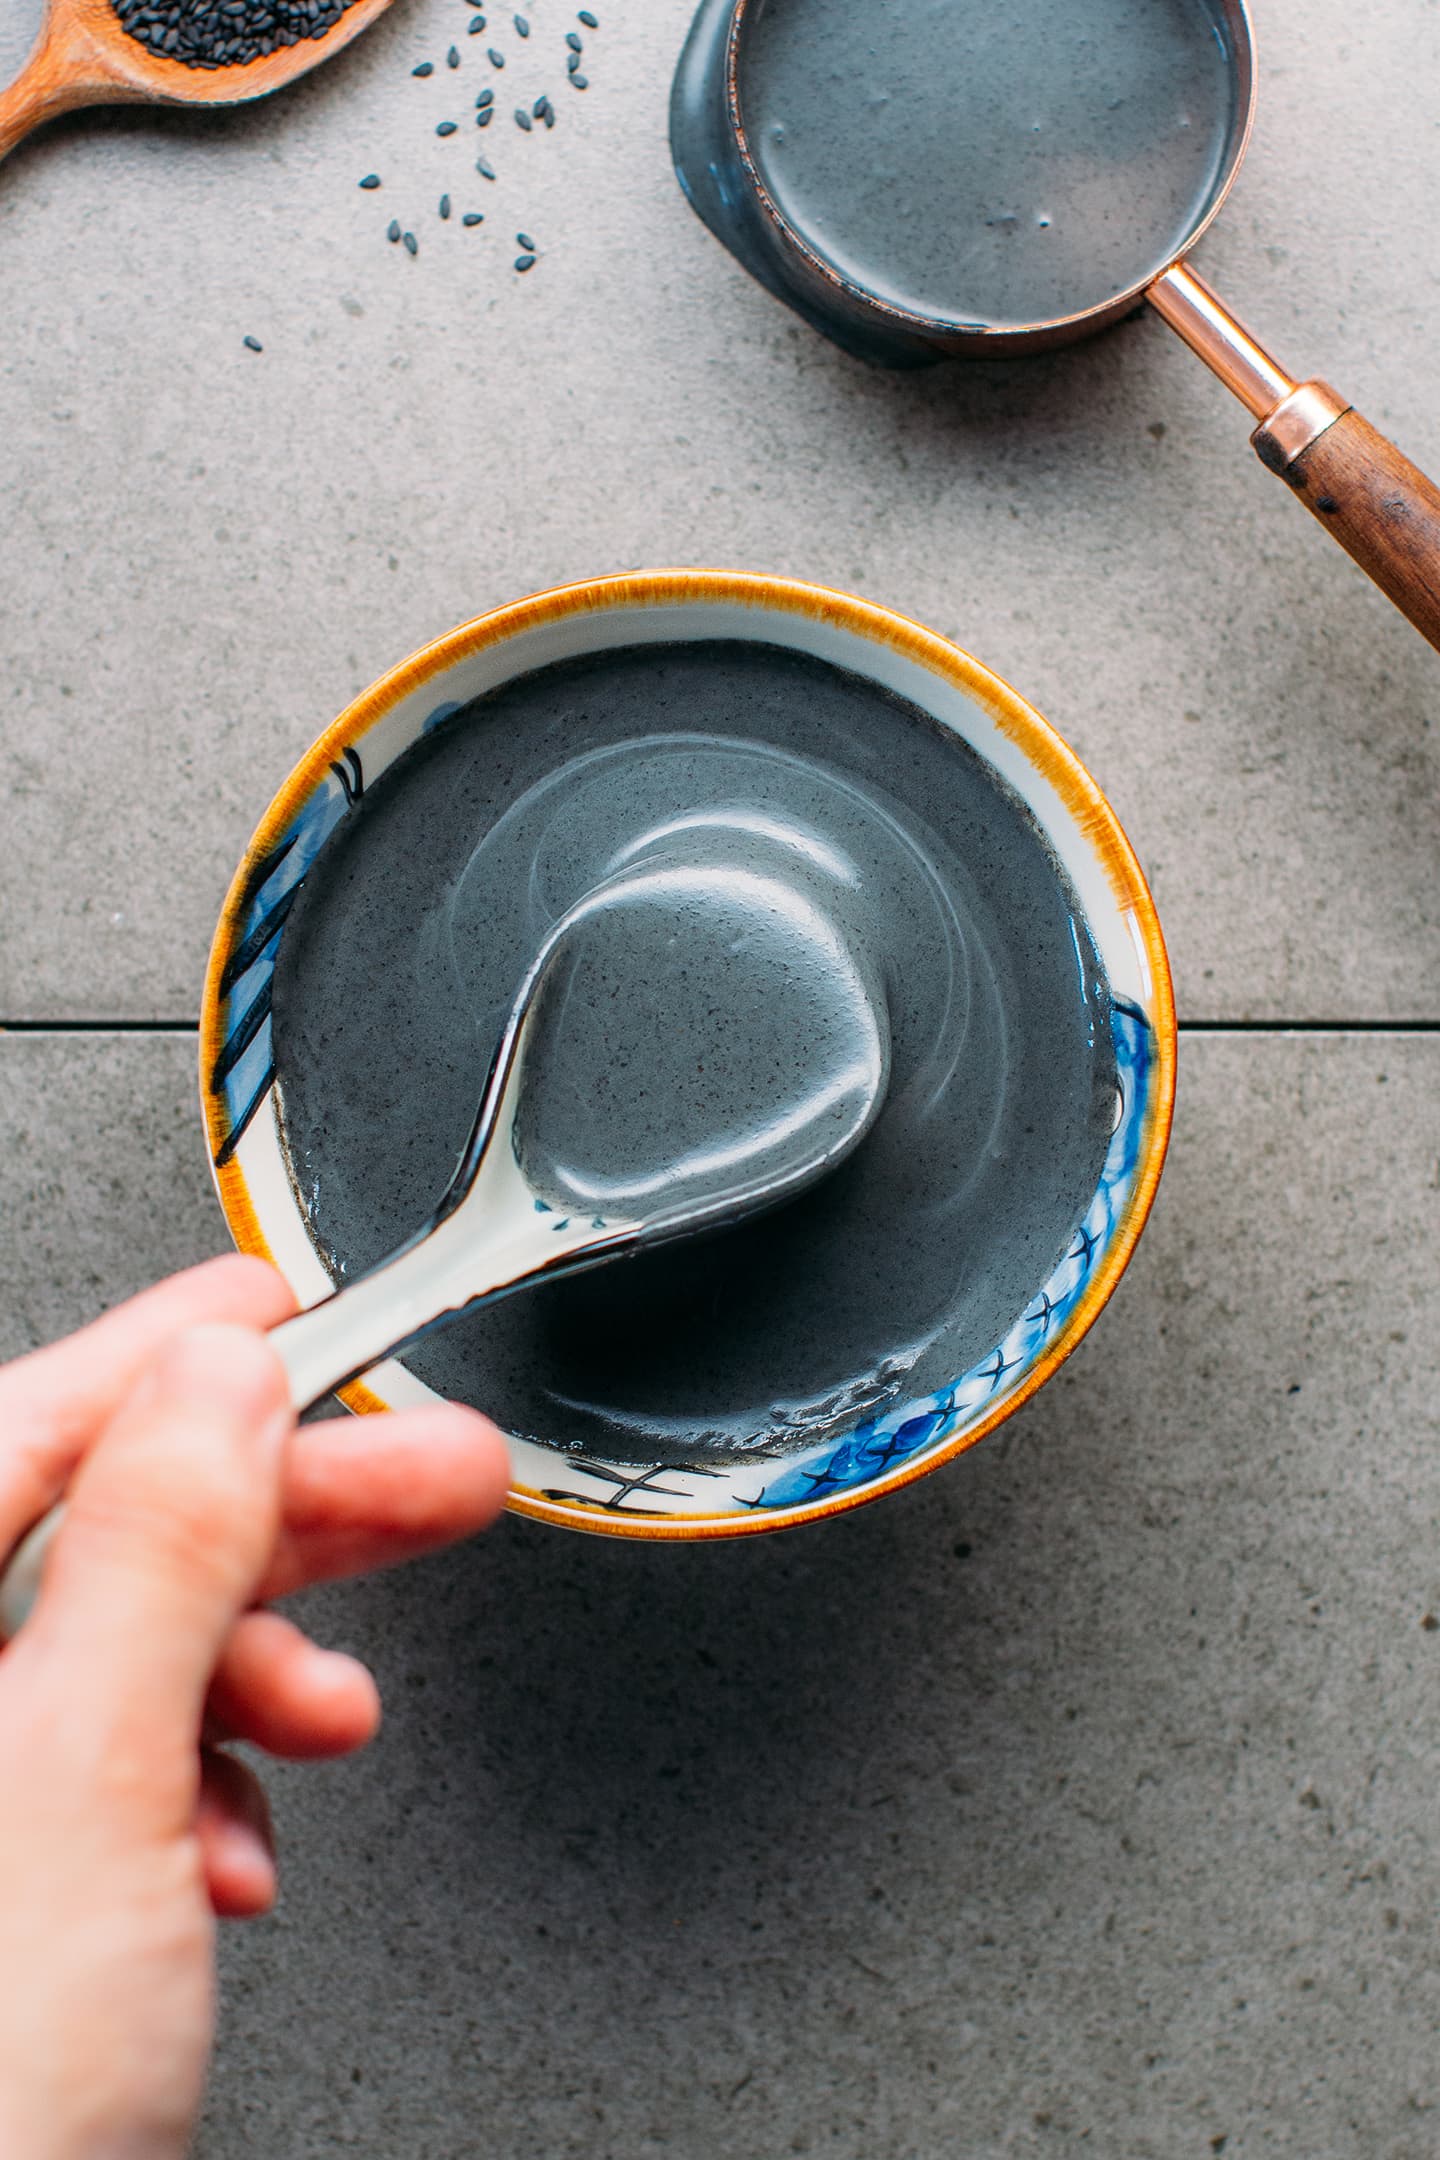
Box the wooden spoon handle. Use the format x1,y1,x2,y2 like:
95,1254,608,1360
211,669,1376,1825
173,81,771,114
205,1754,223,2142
0,21,124,165
1253,397,1440,654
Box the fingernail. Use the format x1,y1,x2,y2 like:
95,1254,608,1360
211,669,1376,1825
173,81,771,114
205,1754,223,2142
221,1820,277,1910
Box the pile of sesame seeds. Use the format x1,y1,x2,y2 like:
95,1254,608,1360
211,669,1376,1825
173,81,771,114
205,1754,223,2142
111,0,359,69
354,2,601,273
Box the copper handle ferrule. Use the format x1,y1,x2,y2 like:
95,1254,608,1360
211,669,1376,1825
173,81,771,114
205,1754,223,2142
1148,262,1352,473
1147,261,1294,418
1251,380,1352,472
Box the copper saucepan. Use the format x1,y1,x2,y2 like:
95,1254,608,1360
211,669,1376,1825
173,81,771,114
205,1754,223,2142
673,0,1440,652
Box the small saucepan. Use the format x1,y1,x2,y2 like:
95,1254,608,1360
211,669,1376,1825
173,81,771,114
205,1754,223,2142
672,0,1440,652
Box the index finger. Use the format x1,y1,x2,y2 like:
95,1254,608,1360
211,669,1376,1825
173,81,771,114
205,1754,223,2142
256,1403,511,1599
0,1255,295,1549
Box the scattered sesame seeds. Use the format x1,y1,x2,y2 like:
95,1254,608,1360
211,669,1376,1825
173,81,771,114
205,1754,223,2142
371,3,604,272
242,334,263,351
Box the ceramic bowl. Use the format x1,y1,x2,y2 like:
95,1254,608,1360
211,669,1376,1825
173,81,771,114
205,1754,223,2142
201,570,1175,1539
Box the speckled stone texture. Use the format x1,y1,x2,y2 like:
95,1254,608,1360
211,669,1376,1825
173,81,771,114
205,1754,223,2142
0,1034,1436,2160
2,0,1439,2150
1,0,1437,1023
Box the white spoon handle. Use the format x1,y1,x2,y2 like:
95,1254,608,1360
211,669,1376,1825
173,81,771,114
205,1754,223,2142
0,1513,60,1643
269,1217,493,1414
0,1188,621,1643
0,1232,477,1644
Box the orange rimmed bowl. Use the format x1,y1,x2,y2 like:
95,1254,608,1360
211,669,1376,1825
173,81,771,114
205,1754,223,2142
201,570,1175,1539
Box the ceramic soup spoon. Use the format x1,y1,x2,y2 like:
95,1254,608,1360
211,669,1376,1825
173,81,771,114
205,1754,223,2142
0,0,395,166
0,845,891,1636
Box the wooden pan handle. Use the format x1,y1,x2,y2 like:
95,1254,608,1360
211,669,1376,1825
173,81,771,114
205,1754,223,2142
1253,394,1440,652
1148,269,1440,656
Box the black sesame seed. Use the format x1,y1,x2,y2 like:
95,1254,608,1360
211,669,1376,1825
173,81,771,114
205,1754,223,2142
516,229,535,249
476,106,493,124
242,334,263,351
566,50,579,71
578,8,597,23
436,119,458,134
487,45,504,63
531,93,546,116
387,217,401,240
569,70,586,86
462,210,484,225
468,13,483,27
475,84,493,103
447,41,459,63
439,192,452,217
359,172,381,188
412,59,434,74
513,11,528,31
565,30,582,50
536,94,553,122
110,0,362,69
403,231,418,254
476,155,496,177
514,106,532,129
515,252,536,271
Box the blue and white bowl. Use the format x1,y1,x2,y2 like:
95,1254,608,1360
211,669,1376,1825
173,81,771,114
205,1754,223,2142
202,570,1175,1540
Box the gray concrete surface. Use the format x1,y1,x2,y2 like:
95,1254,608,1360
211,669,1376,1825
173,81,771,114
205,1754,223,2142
1,0,1438,1020
0,1030,1436,2159
2,0,1439,2152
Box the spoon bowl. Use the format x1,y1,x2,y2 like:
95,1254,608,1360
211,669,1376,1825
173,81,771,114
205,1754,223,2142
276,841,893,1408
0,0,395,165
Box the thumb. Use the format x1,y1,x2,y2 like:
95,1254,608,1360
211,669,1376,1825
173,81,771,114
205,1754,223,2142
35,1325,293,1762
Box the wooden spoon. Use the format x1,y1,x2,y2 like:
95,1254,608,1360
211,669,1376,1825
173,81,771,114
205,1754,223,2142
0,0,396,166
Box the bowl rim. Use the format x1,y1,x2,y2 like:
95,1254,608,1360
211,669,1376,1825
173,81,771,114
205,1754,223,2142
201,567,1176,1540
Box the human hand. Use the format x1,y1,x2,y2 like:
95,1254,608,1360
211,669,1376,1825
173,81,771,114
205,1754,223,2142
0,1255,508,2160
